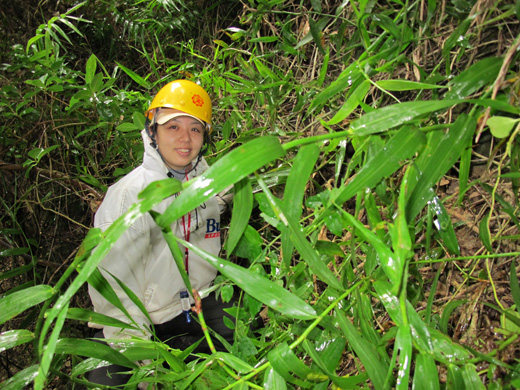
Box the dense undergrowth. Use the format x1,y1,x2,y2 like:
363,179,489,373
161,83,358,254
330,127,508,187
1,0,520,389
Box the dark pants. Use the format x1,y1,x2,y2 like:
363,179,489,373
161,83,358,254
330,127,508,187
86,292,236,387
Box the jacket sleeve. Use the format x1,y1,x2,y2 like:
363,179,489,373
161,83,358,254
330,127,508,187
88,188,152,340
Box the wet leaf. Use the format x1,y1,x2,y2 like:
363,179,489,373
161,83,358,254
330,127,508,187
0,285,54,325
181,239,317,320
226,177,253,254
349,100,461,136
0,329,34,353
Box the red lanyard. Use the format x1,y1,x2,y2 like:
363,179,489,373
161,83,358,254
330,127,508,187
181,172,190,274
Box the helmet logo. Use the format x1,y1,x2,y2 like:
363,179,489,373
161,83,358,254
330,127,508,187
192,94,204,107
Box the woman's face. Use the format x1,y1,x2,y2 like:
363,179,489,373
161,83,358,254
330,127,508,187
155,110,205,172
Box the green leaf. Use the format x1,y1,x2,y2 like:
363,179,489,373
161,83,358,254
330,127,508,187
326,79,371,125
302,339,367,388
0,330,34,352
376,80,444,91
0,285,54,325
335,311,388,390
281,144,320,265
461,363,486,389
66,307,139,330
116,62,151,89
429,195,460,256
268,342,322,388
487,116,519,138
308,18,326,56
157,136,286,228
181,239,317,320
479,212,493,252
349,100,461,136
233,225,263,260
36,301,69,389
116,122,140,132
412,353,440,390
85,53,97,85
445,57,503,99
264,367,288,390
226,177,253,254
335,125,426,206
394,325,413,390
54,338,137,368
0,365,38,390
406,114,476,221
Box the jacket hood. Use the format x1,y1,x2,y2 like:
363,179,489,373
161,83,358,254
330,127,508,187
141,129,209,178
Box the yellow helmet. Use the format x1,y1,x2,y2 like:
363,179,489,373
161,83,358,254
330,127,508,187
146,79,212,132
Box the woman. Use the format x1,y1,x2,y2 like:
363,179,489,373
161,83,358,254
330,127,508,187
87,79,234,386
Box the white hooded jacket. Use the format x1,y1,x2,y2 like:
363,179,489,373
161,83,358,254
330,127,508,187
88,130,221,340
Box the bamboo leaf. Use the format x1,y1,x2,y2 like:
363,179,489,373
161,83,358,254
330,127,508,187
157,136,286,228
54,338,137,368
0,285,54,325
394,325,413,390
181,239,317,320
349,100,461,136
268,342,320,388
0,365,38,390
376,80,444,91
326,79,371,125
429,195,460,256
302,339,367,388
341,210,400,288
334,125,426,206
412,353,440,390
444,57,503,99
282,143,321,266
264,367,288,390
257,177,344,291
35,301,69,390
0,329,34,353
406,114,476,221
335,311,388,390
66,307,139,330
226,177,253,254
116,62,151,89
461,363,486,389
308,64,361,112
